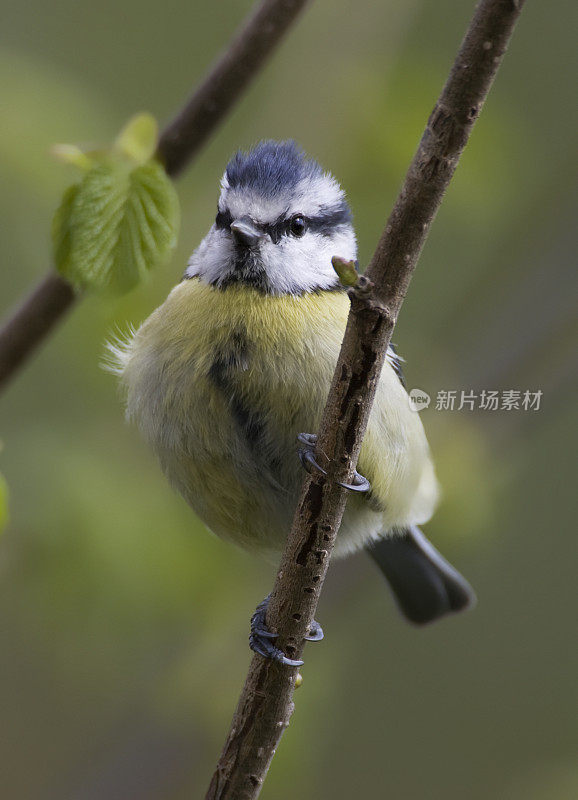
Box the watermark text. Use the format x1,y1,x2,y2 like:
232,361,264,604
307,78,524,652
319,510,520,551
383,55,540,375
408,389,543,412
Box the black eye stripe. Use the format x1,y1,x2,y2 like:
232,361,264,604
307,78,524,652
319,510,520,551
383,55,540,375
215,205,351,239
308,206,352,234
265,208,352,241
215,209,233,230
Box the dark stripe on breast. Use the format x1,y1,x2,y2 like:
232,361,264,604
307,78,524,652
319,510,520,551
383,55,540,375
208,334,285,488
208,345,263,450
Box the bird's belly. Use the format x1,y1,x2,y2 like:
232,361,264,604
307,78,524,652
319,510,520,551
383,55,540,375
153,372,309,555
121,279,436,557
157,399,386,558
150,364,393,560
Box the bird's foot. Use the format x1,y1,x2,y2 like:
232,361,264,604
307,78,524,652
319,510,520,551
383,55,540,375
249,595,324,666
305,619,324,642
297,432,371,493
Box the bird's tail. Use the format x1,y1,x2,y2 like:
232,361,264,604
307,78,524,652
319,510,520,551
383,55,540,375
366,526,475,625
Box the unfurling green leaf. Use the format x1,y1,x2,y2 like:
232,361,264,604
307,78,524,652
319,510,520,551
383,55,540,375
51,144,93,171
52,152,179,294
114,113,158,164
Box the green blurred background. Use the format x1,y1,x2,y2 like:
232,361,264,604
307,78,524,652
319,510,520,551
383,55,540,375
1,1,576,797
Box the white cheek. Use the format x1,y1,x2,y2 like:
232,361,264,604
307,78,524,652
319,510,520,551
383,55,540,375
185,229,233,281
327,228,358,263
186,221,357,295
262,228,357,294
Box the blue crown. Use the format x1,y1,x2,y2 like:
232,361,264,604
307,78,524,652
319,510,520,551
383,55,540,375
225,140,323,197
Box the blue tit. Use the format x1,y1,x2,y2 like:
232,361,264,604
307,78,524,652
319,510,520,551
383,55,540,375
110,140,474,647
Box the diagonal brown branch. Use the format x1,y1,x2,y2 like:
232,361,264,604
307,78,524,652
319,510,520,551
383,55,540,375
0,274,76,390
205,1,527,798
0,0,311,393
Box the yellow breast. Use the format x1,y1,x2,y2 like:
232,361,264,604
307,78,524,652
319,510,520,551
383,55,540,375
155,278,350,367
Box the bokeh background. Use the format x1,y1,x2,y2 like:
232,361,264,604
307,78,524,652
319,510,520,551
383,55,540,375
1,1,576,798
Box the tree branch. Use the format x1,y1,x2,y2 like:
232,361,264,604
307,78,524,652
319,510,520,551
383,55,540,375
0,273,76,391
0,0,311,393
205,1,526,798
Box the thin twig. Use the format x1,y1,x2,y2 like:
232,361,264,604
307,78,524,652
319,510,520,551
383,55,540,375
0,274,75,392
205,1,527,798
0,0,311,393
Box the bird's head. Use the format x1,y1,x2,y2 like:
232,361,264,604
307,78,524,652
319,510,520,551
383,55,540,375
185,140,357,294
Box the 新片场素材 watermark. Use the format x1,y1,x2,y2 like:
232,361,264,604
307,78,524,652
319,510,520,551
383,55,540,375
408,389,543,412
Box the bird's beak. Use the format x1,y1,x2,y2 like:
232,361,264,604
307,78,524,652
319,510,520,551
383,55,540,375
230,217,263,248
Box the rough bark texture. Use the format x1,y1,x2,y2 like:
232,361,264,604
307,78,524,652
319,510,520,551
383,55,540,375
0,0,311,393
205,1,526,798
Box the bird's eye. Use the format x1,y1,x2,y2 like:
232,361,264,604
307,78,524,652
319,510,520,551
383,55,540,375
215,210,232,230
289,215,307,237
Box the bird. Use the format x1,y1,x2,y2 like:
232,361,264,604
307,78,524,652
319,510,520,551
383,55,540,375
110,140,475,665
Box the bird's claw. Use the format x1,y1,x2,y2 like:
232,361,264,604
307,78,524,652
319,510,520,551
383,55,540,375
337,472,371,493
304,619,324,642
250,596,304,666
297,432,371,494
298,446,328,477
249,595,324,666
